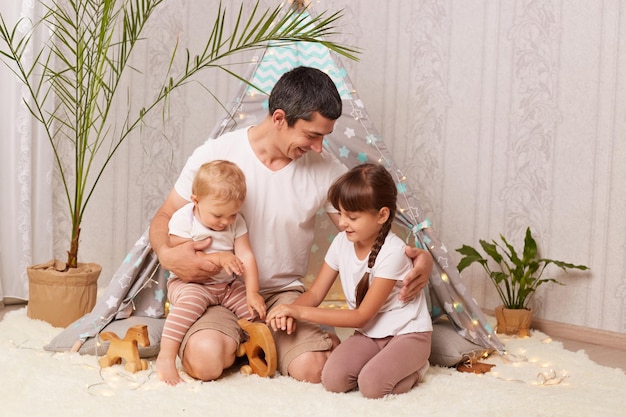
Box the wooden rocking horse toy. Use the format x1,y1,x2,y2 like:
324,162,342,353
236,319,277,377
99,324,150,373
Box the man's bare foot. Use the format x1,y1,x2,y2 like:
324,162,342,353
156,355,184,386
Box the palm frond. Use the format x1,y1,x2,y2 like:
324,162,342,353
0,0,359,267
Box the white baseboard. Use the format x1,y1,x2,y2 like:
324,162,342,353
530,317,626,352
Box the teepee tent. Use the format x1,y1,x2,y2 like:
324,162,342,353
45,3,504,361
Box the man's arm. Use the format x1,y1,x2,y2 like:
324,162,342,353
149,189,220,282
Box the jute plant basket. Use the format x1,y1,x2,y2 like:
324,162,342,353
27,261,100,328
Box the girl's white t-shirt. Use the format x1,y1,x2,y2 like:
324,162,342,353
325,231,433,338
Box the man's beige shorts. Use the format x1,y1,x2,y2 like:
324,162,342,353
179,286,333,375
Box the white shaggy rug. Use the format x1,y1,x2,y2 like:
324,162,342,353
1,307,625,417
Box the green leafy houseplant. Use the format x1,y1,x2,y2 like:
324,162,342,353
456,227,588,337
0,0,358,326
456,227,589,310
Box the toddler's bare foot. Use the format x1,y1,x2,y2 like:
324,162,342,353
156,355,184,386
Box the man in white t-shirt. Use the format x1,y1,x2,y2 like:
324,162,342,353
149,66,434,382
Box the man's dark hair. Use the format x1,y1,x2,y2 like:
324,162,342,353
268,66,342,126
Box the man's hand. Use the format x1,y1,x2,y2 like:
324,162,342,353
400,247,433,302
150,189,220,282
158,238,220,282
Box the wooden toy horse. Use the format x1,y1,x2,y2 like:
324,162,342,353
236,319,277,377
99,324,150,373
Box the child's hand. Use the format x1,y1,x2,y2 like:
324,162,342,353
247,292,267,320
266,304,298,334
219,253,244,276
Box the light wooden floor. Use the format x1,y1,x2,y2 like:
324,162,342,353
1,302,624,372
555,338,626,372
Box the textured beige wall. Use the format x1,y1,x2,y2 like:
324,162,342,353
60,1,626,334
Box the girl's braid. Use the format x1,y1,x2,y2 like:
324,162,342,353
355,218,393,307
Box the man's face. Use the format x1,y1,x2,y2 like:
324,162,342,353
282,112,335,160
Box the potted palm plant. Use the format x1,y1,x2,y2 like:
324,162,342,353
456,227,588,337
0,0,357,327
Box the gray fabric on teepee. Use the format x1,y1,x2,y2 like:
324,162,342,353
45,4,504,359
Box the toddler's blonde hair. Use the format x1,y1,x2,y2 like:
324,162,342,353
192,160,246,203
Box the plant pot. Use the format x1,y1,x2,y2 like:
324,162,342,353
26,260,100,328
494,305,532,337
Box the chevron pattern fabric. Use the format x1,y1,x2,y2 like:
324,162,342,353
248,41,351,99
